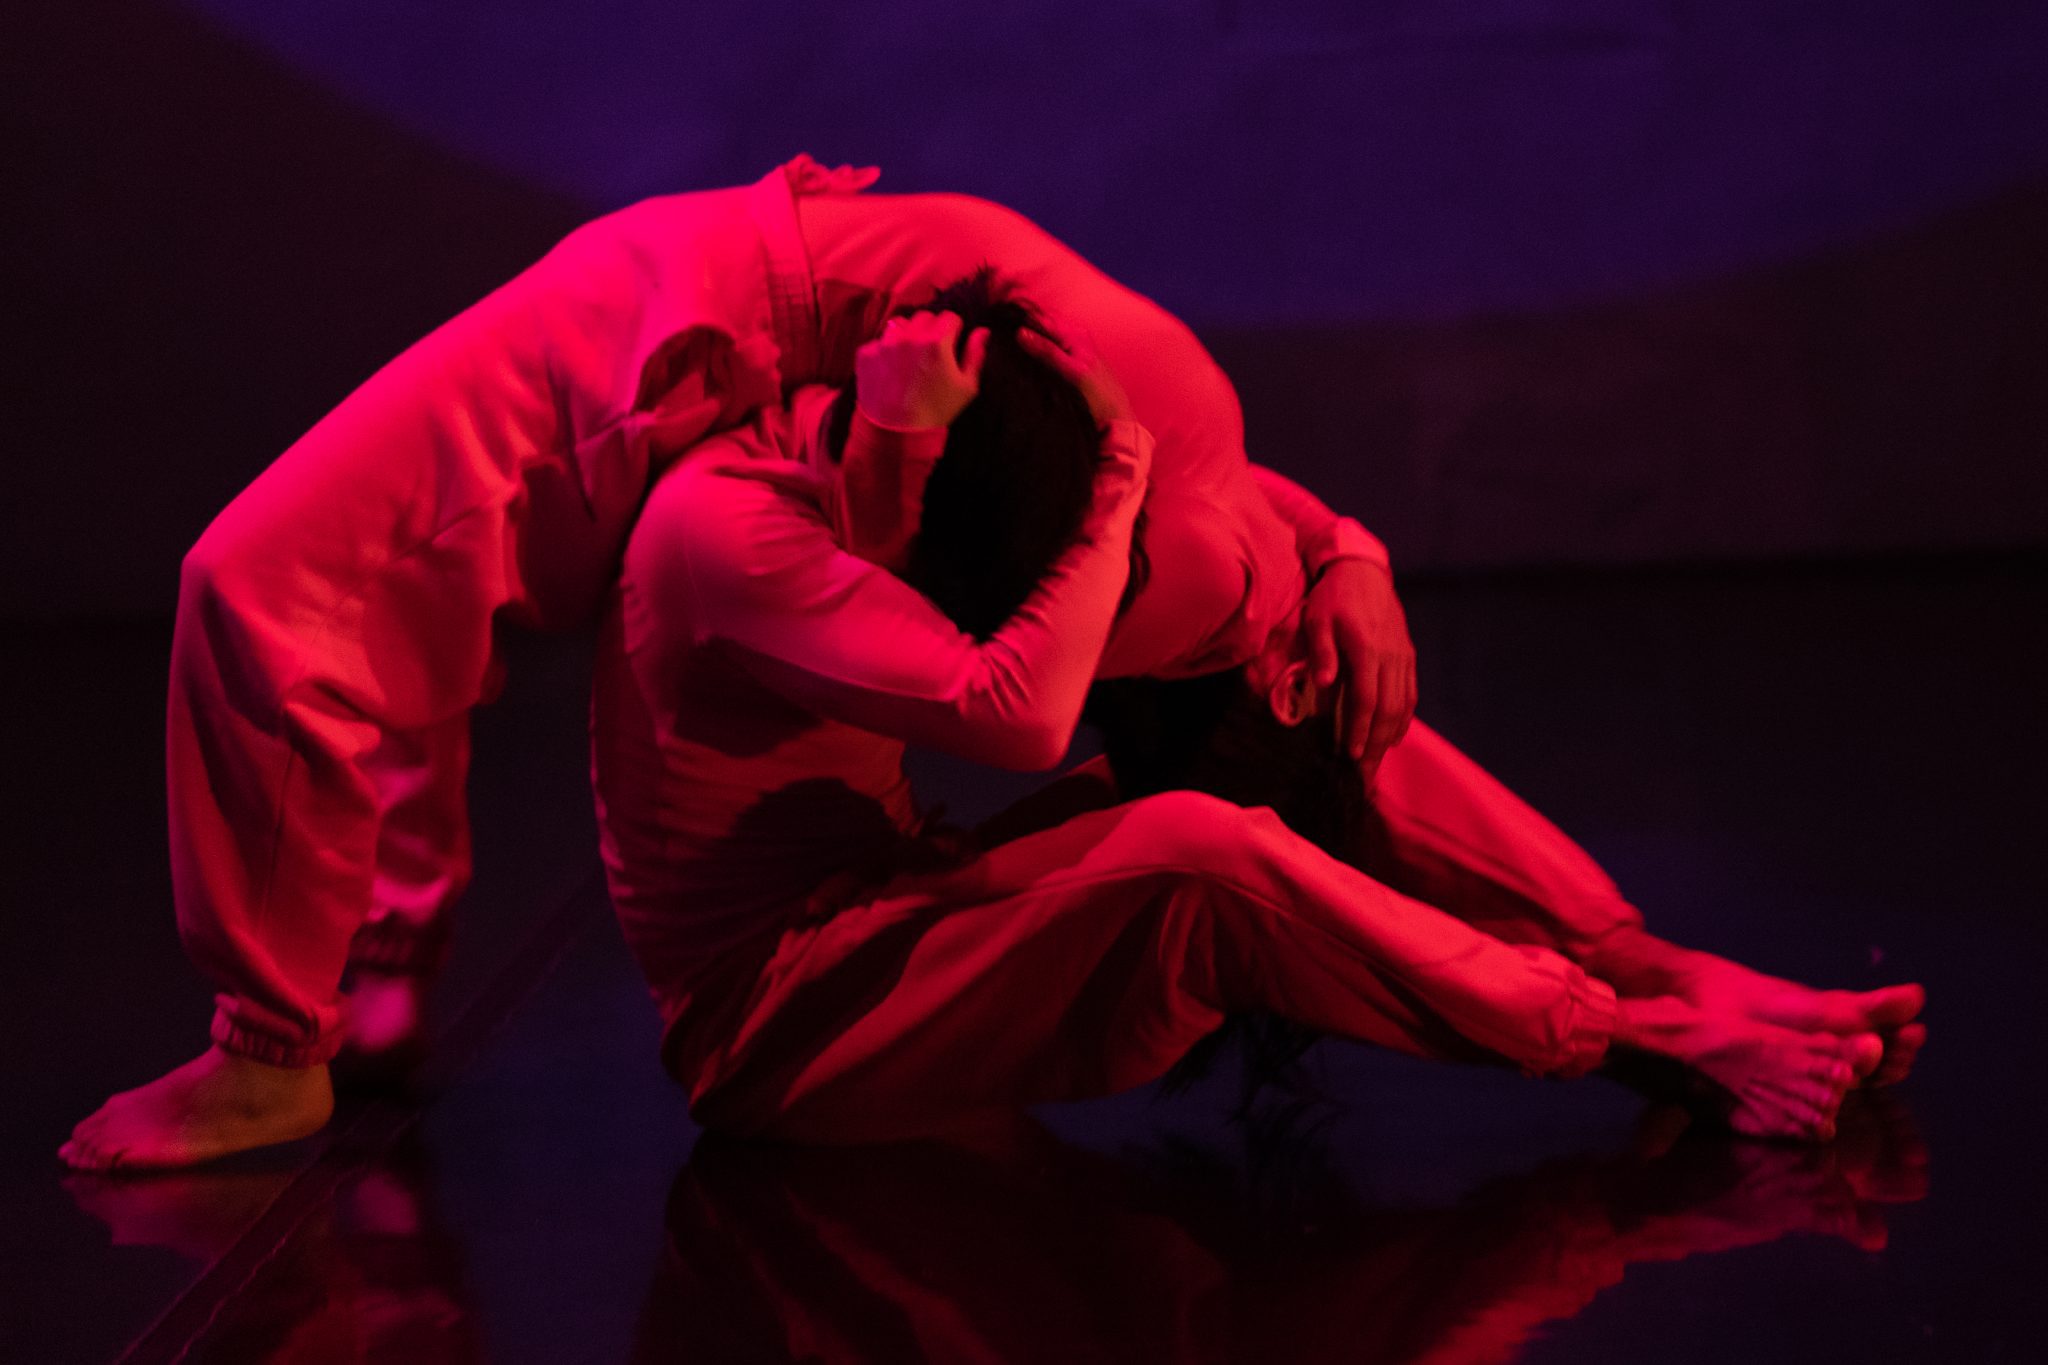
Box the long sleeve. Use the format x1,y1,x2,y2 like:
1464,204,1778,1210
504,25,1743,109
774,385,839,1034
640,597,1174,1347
640,421,1152,770
831,408,948,571
1251,463,1391,578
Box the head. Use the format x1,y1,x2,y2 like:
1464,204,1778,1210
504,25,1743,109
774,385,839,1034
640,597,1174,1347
824,268,1144,639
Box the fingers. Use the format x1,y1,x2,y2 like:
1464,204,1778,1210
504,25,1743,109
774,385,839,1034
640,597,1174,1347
960,327,990,385
859,311,985,428
1016,326,1085,383
1340,643,1379,767
1360,657,1415,767
1024,314,1092,362
1324,615,1381,764
1017,318,1106,378
1302,608,1340,693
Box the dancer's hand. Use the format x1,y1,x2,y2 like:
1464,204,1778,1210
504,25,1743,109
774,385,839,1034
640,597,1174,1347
1299,559,1417,786
1018,320,1133,425
856,310,990,430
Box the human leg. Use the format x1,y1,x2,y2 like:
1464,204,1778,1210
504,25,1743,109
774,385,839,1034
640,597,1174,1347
1368,722,1923,1080
344,714,477,1067
1091,672,1921,1085
674,791,1856,1144
64,382,524,1169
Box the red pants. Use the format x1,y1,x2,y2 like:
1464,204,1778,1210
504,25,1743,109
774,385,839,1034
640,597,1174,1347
670,776,1621,1142
168,174,791,1065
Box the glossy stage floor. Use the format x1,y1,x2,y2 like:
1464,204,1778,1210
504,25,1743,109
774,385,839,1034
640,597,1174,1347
5,555,2042,1364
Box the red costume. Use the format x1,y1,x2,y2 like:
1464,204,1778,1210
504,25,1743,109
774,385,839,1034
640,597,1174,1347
591,404,1618,1139
170,155,1640,1073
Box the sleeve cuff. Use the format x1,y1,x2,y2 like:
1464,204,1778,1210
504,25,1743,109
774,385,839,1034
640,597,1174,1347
850,405,952,447
1309,516,1392,577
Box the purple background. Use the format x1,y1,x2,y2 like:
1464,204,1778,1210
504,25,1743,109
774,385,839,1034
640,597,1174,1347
5,0,2046,618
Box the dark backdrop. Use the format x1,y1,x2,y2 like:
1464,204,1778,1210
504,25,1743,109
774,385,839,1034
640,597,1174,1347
7,0,2046,620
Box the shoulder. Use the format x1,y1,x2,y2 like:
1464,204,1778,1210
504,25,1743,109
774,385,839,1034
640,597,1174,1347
630,439,837,602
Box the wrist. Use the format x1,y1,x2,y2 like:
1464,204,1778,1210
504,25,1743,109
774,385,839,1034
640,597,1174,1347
1300,517,1390,579
854,400,950,435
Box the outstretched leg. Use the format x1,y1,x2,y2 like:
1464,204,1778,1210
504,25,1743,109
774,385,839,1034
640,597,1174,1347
1092,673,1926,1087
1368,723,1922,1074
675,792,1859,1144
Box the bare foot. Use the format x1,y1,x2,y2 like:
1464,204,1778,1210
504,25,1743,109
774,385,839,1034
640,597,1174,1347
1587,931,1924,1086
1677,961,1925,1086
1679,959,1922,1038
60,1047,333,1171
1615,997,1869,1141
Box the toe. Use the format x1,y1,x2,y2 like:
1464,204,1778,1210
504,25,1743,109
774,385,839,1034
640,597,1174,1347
1802,984,1923,1035
1808,990,1878,1034
1871,1023,1926,1087
1806,1055,1856,1087
1863,984,1925,1028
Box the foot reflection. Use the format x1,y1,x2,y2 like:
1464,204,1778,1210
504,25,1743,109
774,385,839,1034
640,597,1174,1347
63,1143,482,1363
639,1094,1928,1363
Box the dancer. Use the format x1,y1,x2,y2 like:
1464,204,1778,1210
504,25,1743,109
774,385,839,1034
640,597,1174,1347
591,279,1885,1146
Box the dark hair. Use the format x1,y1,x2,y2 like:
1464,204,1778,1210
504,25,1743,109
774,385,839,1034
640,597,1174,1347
826,267,1149,639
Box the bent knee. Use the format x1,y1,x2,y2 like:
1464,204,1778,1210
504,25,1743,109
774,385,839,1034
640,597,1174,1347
1117,790,1288,871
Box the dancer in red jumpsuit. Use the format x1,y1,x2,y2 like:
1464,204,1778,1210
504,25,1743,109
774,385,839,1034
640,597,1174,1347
589,288,1890,1143
63,159,1919,1170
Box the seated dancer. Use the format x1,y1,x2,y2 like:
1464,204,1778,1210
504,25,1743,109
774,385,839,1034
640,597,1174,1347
590,276,1898,1144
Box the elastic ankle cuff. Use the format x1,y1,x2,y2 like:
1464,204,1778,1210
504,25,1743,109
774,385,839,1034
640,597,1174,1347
210,1005,344,1069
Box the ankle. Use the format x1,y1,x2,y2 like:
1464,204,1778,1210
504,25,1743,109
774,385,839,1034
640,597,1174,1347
1586,927,1708,997
1612,996,1702,1058
205,1046,331,1099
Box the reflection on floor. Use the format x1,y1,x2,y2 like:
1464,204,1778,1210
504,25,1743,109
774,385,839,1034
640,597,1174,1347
6,556,2044,1363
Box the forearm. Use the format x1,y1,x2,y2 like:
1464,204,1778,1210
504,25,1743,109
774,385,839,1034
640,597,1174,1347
834,408,947,570
703,423,1152,769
